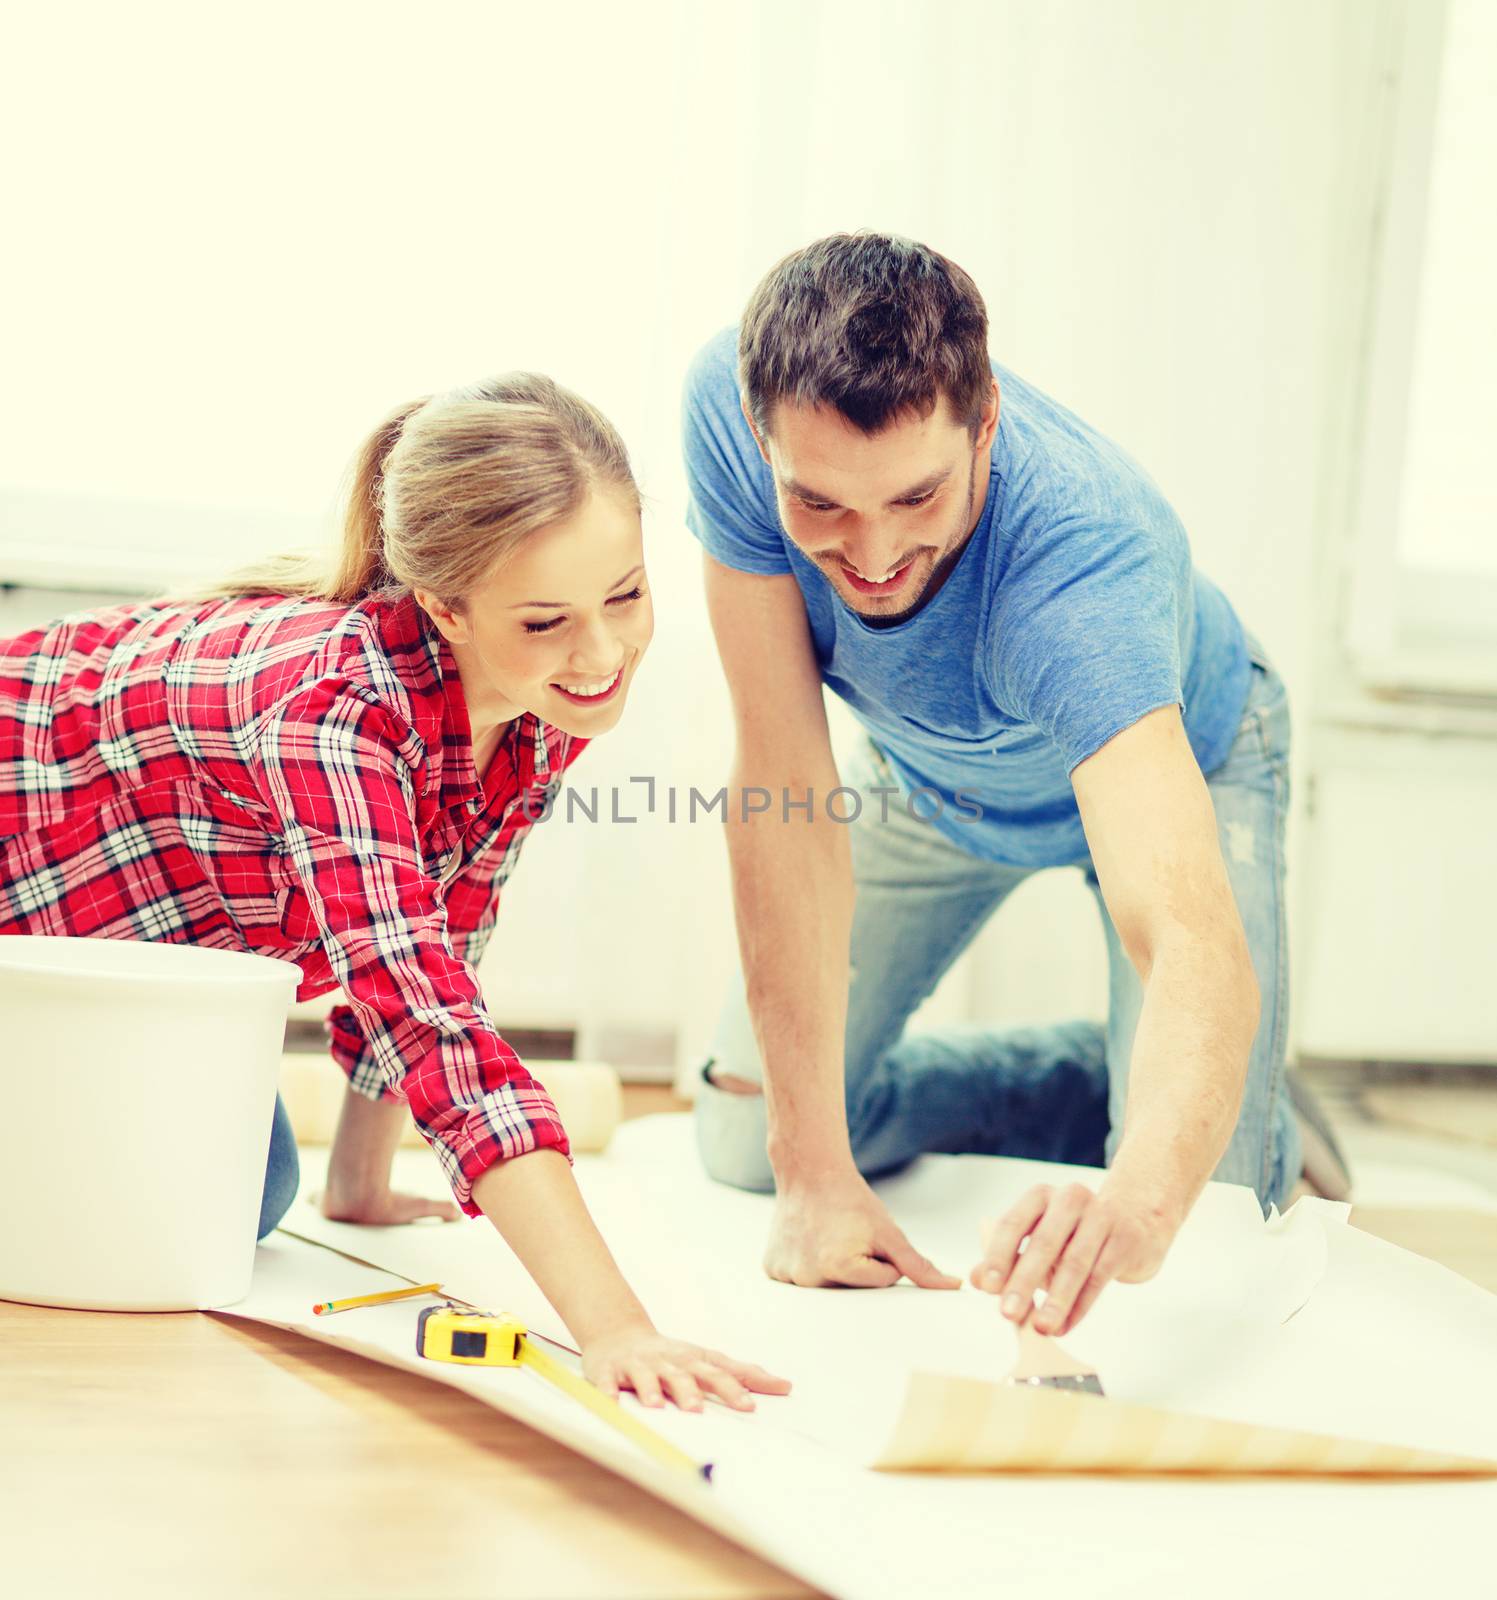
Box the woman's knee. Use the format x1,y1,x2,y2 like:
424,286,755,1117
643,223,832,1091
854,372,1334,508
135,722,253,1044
257,1094,300,1240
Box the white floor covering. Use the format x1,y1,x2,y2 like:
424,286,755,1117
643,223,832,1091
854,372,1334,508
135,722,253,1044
261,1112,1497,1600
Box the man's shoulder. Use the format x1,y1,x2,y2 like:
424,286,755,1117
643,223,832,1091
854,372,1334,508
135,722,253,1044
684,324,742,408
682,323,771,501
994,364,1182,549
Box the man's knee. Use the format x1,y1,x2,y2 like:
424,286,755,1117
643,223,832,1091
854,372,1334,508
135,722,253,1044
693,1063,776,1194
1211,1094,1300,1214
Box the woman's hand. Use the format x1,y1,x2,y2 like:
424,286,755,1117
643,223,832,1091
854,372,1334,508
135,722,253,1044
321,1085,459,1223
470,1152,790,1414
582,1319,792,1413
313,1185,460,1225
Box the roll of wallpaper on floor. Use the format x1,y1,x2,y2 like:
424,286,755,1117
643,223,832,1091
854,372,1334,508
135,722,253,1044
276,1054,626,1153
0,935,301,1312
527,1060,623,1153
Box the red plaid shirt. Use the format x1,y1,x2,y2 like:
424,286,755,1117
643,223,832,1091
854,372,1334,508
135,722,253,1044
0,590,583,1213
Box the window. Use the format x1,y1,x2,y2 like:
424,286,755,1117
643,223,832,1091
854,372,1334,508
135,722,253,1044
1346,0,1497,696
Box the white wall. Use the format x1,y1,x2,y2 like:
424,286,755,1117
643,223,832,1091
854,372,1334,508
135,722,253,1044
1298,729,1497,1061
5,2,1489,1075
509,0,1469,1076
869,0,1389,1038
1295,1,1497,1063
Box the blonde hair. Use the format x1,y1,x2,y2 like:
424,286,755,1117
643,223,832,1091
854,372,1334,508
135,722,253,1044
198,373,638,607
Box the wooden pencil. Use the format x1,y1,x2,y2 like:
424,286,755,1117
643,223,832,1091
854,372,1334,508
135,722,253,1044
313,1282,444,1315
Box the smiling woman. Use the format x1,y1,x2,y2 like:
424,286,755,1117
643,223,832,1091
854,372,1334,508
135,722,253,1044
188,372,656,805
0,375,788,1414
416,499,651,748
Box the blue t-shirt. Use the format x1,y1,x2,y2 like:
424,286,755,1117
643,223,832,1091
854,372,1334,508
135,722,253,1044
682,327,1251,868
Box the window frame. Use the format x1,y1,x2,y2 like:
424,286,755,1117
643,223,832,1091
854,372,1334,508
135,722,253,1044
1344,0,1497,700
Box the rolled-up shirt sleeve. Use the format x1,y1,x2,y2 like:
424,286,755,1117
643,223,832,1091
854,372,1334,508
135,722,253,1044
326,1001,395,1101
325,864,503,1105
257,679,570,1215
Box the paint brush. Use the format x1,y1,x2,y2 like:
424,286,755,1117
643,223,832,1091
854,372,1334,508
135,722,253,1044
1005,1315,1106,1397
980,1218,1106,1396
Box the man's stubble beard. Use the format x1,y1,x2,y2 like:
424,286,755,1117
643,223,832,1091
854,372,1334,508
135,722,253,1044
847,454,980,628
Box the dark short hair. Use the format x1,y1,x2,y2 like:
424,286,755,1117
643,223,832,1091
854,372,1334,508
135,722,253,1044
738,233,991,437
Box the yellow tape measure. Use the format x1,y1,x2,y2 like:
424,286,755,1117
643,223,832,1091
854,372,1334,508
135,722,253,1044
415,1304,712,1483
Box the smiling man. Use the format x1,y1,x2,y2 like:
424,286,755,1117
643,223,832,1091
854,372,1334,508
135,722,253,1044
682,232,1348,1336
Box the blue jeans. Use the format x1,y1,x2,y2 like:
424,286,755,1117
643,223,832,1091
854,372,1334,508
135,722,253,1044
258,1093,300,1241
695,639,1301,1211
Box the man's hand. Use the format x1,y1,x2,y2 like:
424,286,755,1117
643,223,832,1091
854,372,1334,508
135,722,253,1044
766,1171,961,1289
970,1173,1184,1335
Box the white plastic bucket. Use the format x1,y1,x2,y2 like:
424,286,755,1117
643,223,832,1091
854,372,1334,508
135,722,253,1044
0,935,302,1311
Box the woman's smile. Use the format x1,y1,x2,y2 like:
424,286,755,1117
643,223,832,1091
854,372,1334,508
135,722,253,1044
551,664,625,706
419,487,653,741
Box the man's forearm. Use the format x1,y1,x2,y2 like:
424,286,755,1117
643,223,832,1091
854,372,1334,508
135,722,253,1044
724,771,857,1181
1108,929,1259,1215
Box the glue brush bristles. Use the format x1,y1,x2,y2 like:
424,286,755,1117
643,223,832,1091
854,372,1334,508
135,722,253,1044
1005,1317,1107,1398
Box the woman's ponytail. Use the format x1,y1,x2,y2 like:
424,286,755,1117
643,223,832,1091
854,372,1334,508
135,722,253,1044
181,373,636,609
323,397,429,604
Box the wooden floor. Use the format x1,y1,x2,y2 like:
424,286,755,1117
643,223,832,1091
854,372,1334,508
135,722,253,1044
2,1304,813,1600
5,1098,1496,1600
1362,1083,1497,1153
